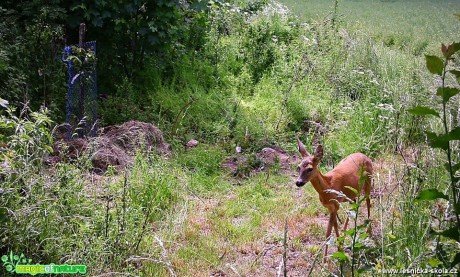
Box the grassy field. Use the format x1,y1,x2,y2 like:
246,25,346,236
281,0,460,54
2,0,460,276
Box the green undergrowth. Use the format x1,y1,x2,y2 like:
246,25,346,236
2,0,460,275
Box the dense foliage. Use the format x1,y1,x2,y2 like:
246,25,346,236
1,0,459,275
0,0,207,119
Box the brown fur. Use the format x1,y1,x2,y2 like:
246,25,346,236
295,138,373,258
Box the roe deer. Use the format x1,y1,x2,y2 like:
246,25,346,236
295,138,372,257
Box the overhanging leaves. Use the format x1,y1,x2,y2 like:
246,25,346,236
425,55,444,76
415,188,449,201
437,87,460,104
407,106,440,117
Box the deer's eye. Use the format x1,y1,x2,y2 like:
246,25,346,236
307,168,313,172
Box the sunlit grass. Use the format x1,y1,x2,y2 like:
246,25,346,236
280,0,460,54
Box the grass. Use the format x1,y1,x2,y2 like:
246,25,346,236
281,0,460,54
2,0,459,275
161,169,329,276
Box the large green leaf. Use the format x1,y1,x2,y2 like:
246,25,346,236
442,42,460,58
407,106,440,117
426,128,460,150
431,226,460,242
425,55,444,76
426,132,449,150
447,127,460,140
445,161,460,175
427,258,443,268
452,252,460,267
456,203,460,216
437,87,460,104
450,42,460,55
449,70,460,84
354,242,365,250
415,188,449,201
332,251,349,262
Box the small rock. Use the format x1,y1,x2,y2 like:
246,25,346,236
185,139,199,150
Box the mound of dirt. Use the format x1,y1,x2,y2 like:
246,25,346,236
90,137,130,173
50,121,170,173
256,147,292,169
222,147,300,177
101,121,170,155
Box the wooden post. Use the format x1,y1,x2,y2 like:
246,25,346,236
78,23,86,137
79,23,86,48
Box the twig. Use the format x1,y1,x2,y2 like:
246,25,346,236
154,235,176,277
183,182,205,204
250,245,277,267
125,256,162,263
226,264,241,277
172,97,196,135
277,256,284,277
276,218,288,277
283,218,288,277
135,201,152,252
306,239,328,277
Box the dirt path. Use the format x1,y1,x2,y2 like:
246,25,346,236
169,150,392,276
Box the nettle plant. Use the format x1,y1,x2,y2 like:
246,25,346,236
408,41,460,269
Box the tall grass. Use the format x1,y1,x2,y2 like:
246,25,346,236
2,0,459,274
0,112,181,274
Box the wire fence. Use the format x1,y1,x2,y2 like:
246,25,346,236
62,40,98,139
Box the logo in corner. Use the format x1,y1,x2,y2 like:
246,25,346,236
2,251,86,275
1,251,32,273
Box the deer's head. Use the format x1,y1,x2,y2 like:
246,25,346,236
295,138,323,187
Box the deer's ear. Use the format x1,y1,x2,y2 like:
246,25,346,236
297,137,310,158
313,144,323,162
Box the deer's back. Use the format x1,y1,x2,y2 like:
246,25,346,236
326,153,373,196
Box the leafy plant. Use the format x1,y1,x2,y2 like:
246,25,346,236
408,41,460,270
332,166,373,276
0,103,53,175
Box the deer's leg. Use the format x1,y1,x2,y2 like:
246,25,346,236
363,176,371,218
366,197,371,218
333,212,339,237
343,216,349,231
324,211,335,257
364,178,372,234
